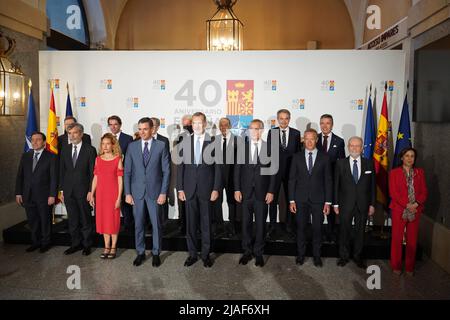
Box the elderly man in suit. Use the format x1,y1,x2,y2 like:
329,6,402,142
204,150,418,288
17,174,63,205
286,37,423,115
59,123,97,256
289,128,332,267
15,132,58,253
334,136,375,268
124,117,170,267
176,112,222,268
108,115,134,231
317,114,346,243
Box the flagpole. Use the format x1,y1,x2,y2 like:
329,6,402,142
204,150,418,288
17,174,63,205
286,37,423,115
380,81,389,240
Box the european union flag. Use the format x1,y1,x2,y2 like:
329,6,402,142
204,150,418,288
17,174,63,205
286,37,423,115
393,93,412,167
363,93,375,159
24,85,38,152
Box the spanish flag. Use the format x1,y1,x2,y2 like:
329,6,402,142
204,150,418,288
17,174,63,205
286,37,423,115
373,83,389,208
46,84,58,155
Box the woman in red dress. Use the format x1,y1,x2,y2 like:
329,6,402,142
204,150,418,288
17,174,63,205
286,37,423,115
90,133,123,259
389,147,428,276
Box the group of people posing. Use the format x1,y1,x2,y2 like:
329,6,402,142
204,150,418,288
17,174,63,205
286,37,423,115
15,109,428,275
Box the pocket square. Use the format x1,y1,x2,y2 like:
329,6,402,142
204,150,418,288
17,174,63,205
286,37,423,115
364,171,372,174
333,145,337,148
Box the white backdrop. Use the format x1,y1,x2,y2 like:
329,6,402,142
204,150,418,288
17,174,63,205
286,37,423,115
39,50,406,219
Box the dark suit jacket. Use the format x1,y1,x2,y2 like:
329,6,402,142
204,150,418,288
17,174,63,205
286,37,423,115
389,167,428,215
334,157,376,213
176,133,222,201
234,141,276,201
15,149,58,204
58,132,91,154
156,133,170,160
288,150,332,204
59,142,97,198
118,132,133,155
267,127,301,181
317,132,345,166
215,133,239,190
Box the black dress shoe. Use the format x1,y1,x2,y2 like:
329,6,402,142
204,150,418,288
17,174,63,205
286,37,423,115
26,245,40,252
64,245,82,255
296,256,305,265
337,258,349,267
255,256,264,267
82,247,92,256
133,254,146,266
354,259,367,269
313,257,323,267
152,255,161,267
239,254,252,265
203,256,214,268
184,256,198,267
39,245,51,253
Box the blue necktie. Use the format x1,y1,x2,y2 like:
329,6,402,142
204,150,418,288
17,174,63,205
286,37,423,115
353,159,359,183
143,141,150,166
308,152,313,175
195,137,201,165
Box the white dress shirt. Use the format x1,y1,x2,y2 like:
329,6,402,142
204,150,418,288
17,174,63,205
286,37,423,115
141,138,152,153
304,148,318,170
194,132,206,162
349,155,361,180
279,126,290,147
221,132,232,150
72,141,83,158
321,132,333,152
250,139,262,159
33,148,45,161
114,131,121,141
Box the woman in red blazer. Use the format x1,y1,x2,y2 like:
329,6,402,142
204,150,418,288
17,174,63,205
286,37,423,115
389,147,428,276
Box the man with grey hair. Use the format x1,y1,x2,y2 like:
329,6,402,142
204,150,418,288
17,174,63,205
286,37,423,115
57,116,91,154
333,136,375,269
59,122,97,256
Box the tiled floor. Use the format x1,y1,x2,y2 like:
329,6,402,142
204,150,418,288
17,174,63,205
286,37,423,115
0,244,449,300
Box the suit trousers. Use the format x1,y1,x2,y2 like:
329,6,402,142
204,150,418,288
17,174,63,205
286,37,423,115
339,205,367,260
185,196,212,260
295,201,324,258
269,177,292,227
242,195,267,257
24,200,52,247
65,195,93,248
133,197,162,255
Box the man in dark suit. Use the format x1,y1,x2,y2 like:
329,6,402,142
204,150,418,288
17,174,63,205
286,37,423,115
234,119,276,267
15,132,58,253
59,123,97,256
334,136,375,268
57,116,91,154
108,115,134,231
151,117,171,227
174,115,193,233
317,114,346,243
213,117,239,237
289,128,332,267
267,109,301,238
176,112,221,268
